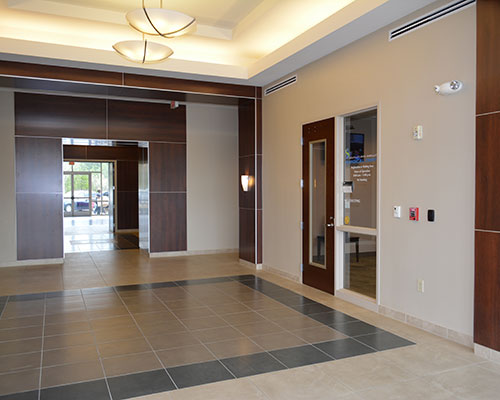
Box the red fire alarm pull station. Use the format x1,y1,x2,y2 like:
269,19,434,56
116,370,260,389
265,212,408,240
409,207,419,221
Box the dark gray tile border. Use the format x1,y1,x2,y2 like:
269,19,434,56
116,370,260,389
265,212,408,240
220,352,287,378
270,345,333,368
0,391,39,400
1,274,415,400
167,360,234,389
314,338,376,359
40,379,110,400
107,370,175,400
331,321,383,336
355,331,414,351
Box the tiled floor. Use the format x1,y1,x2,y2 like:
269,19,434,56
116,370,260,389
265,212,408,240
64,217,139,253
0,251,499,400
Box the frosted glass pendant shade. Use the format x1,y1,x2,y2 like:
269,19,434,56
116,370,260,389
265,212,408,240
113,40,173,64
126,8,196,38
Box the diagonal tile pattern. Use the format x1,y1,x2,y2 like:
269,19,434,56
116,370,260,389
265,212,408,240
0,274,414,399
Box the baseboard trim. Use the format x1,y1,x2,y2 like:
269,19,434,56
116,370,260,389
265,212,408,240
0,258,64,268
336,289,378,312
262,264,300,282
379,305,473,348
149,249,238,258
474,343,500,361
238,259,263,270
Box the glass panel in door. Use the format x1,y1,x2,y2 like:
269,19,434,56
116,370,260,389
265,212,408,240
63,173,73,217
343,233,376,298
309,140,327,268
72,173,92,216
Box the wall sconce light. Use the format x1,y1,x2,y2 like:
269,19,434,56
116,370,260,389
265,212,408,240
241,175,250,192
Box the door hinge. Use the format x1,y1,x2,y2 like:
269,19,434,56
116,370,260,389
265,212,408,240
300,221,304,230
300,263,304,272
300,179,304,188
300,137,304,146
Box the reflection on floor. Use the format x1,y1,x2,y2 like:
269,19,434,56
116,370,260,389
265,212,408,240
64,216,139,253
347,253,376,299
0,252,497,400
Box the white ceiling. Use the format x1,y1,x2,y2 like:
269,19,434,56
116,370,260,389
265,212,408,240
0,0,439,86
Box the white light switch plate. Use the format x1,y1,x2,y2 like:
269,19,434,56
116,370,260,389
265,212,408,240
393,206,401,218
413,125,423,140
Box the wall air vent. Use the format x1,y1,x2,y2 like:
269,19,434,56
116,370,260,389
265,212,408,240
389,0,475,41
264,75,297,96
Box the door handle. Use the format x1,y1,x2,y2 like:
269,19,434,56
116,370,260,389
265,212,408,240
325,223,335,228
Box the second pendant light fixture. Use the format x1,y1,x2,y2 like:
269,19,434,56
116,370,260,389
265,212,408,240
113,0,196,64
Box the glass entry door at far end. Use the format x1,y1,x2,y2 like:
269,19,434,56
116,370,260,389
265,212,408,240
302,117,335,294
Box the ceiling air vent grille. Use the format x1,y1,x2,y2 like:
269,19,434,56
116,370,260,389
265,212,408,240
264,75,297,96
389,0,475,41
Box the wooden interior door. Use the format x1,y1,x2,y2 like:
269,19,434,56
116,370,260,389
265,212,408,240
302,118,335,294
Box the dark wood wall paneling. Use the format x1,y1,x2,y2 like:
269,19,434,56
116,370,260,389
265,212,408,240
16,137,63,260
63,145,140,231
149,143,187,253
474,0,500,352
238,99,262,264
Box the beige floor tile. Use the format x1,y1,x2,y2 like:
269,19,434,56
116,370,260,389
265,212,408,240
222,311,266,325
358,377,457,400
90,315,136,331
235,321,284,336
208,302,251,315
0,315,43,330
192,326,244,344
205,337,264,358
181,316,229,331
164,298,205,310
45,310,88,325
0,325,43,342
250,364,352,400
0,351,41,374
148,331,200,351
86,307,129,320
140,320,187,337
0,368,40,396
257,307,303,321
424,364,500,400
156,344,215,367
275,315,322,331
0,337,42,356
133,311,178,326
43,344,99,367
291,326,347,343
97,338,151,358
94,325,143,344
102,351,162,377
250,331,307,350
44,320,92,336
241,298,282,310
172,306,215,319
43,332,95,350
41,360,104,388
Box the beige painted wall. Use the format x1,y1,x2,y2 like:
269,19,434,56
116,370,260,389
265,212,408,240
186,103,239,252
262,2,475,336
0,91,17,265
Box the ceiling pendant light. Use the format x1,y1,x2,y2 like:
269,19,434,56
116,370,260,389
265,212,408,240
126,0,196,38
113,35,173,64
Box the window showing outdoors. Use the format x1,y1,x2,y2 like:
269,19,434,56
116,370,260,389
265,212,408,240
63,161,110,217
343,109,377,228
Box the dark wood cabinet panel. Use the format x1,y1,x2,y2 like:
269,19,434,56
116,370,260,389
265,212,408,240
15,93,106,139
477,0,500,115
239,208,255,263
108,100,186,142
474,231,500,351
124,74,256,98
150,193,187,252
16,137,62,194
17,193,63,260
149,143,186,192
238,100,255,158
63,145,140,161
0,60,123,85
476,113,500,231
63,145,87,160
239,155,255,210
117,191,139,230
